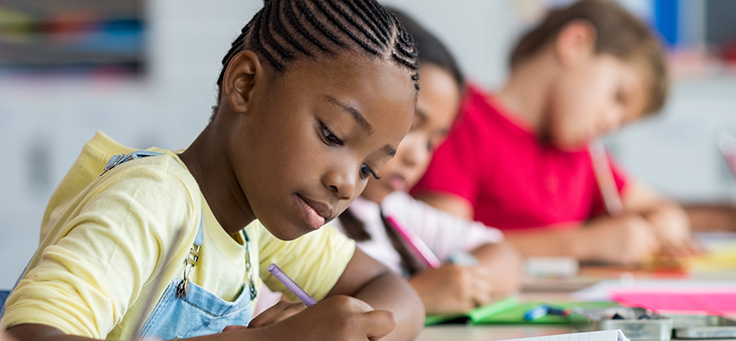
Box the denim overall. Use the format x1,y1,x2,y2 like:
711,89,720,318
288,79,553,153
1,151,258,340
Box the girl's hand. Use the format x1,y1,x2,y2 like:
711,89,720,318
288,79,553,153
408,264,492,314
579,214,661,265
254,295,396,341
247,301,307,328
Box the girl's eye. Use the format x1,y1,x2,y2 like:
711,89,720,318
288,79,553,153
360,164,380,180
320,122,343,146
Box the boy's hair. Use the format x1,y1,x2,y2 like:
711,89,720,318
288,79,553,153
216,0,420,94
510,0,668,114
388,7,464,91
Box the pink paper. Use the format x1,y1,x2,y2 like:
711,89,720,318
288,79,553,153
611,291,736,315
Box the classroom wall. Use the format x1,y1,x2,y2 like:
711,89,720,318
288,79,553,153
2,0,736,288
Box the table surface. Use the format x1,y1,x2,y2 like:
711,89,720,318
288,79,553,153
415,266,736,341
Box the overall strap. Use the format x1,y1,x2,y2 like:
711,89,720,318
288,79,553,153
101,151,165,176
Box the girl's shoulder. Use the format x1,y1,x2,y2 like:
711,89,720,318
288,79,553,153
41,132,201,240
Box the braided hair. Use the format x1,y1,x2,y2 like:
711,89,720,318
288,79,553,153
215,0,420,100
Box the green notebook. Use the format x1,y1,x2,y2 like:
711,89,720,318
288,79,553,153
425,296,519,325
425,298,619,326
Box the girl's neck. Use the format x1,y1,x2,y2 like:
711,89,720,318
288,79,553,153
179,123,257,237
495,53,555,133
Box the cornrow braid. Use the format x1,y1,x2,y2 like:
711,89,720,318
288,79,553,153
215,0,419,97
342,0,389,45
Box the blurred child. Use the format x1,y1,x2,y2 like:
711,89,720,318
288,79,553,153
412,0,693,265
0,1,425,340
332,9,522,315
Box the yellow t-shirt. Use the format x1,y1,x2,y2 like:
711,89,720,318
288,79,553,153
0,132,356,340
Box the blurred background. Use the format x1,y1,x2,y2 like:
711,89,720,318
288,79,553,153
1,0,735,288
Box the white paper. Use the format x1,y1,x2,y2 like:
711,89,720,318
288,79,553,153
497,329,629,341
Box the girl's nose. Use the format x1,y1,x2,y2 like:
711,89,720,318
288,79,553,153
323,164,357,201
399,135,429,169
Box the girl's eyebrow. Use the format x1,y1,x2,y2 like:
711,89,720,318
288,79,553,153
382,145,397,157
322,94,396,158
323,95,374,134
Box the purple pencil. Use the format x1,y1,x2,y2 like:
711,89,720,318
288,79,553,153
268,263,317,306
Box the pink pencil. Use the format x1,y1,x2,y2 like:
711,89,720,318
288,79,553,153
385,216,441,268
589,141,624,217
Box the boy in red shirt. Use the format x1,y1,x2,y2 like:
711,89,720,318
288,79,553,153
412,0,693,265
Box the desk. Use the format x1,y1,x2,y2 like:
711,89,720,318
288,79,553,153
416,266,736,341
417,325,570,341
417,326,736,341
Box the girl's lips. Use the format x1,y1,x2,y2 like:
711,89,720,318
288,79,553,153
388,174,407,192
296,195,326,230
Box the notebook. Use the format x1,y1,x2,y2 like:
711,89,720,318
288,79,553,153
424,296,519,325
498,329,629,341
424,297,619,326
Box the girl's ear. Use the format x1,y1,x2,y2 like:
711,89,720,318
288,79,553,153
222,50,263,113
554,19,597,67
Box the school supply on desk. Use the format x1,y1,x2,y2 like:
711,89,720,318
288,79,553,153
611,291,736,316
670,314,736,339
424,297,618,326
524,305,551,321
573,279,736,317
686,232,736,272
569,307,672,341
268,263,317,306
589,141,623,217
526,257,580,278
476,301,619,325
524,305,572,321
498,329,629,341
385,216,441,268
424,296,519,325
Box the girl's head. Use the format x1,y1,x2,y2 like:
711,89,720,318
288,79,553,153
211,0,420,240
511,0,668,149
360,8,464,203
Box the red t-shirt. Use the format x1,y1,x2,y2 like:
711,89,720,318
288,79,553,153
410,84,628,231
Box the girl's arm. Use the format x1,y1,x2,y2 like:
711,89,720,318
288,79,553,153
325,249,425,341
6,292,402,341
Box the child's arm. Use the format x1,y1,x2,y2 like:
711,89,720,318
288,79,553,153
685,203,736,231
6,288,405,341
324,249,425,341
505,215,662,264
621,182,696,255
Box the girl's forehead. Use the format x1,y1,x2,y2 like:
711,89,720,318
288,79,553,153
282,53,415,109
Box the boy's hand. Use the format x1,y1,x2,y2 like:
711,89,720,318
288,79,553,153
644,207,700,257
580,214,661,265
408,264,492,314
254,295,396,341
